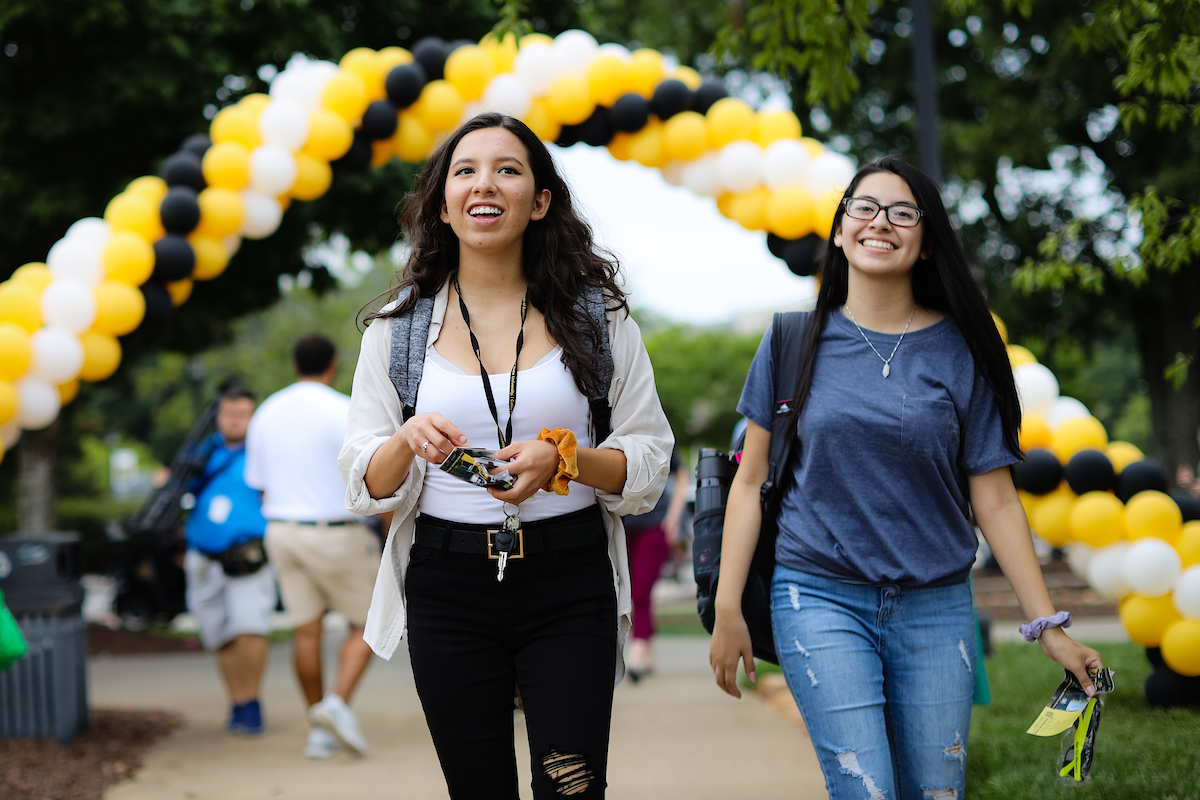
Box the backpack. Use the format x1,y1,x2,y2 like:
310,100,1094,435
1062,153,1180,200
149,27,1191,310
692,311,813,665
386,285,615,443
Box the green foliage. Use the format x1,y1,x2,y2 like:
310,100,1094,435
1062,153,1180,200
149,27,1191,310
575,0,726,67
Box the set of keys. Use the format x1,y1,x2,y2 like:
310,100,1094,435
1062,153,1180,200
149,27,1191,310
489,512,523,582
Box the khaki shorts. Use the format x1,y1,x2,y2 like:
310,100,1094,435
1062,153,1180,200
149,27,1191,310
264,521,381,627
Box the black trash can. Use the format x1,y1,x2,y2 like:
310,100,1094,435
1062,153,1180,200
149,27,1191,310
0,532,90,744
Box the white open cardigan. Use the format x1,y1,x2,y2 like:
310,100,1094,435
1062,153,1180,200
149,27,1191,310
338,281,675,682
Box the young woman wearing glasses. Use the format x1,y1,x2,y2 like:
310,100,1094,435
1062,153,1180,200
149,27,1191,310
710,157,1104,798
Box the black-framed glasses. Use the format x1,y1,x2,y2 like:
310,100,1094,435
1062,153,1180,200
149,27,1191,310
842,197,924,227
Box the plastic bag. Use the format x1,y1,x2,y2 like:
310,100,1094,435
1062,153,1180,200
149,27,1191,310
1026,667,1115,784
0,587,28,671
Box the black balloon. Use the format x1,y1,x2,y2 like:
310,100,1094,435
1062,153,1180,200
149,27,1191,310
385,63,426,109
361,100,400,140
181,133,212,158
160,188,201,235
650,79,691,120
577,106,615,147
1144,665,1200,708
161,151,206,192
152,235,195,282
766,233,788,259
332,133,372,173
140,282,174,327
1013,449,1064,495
1064,449,1115,495
1169,489,1200,522
555,123,582,148
692,80,728,115
412,37,448,82
1146,646,1165,669
783,235,825,277
611,93,650,132
1116,458,1170,503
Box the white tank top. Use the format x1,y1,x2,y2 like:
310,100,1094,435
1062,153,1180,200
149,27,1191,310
415,344,596,523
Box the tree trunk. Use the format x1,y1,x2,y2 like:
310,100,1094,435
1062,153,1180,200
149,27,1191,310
16,422,57,533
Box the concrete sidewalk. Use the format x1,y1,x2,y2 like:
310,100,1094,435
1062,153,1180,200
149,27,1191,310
93,626,828,800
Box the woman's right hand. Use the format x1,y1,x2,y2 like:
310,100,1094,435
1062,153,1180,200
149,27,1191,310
398,412,467,465
710,608,755,699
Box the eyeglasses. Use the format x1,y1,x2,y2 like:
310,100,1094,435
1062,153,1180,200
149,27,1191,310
842,197,924,228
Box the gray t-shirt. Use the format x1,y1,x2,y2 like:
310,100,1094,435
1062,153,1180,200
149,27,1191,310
737,310,1019,587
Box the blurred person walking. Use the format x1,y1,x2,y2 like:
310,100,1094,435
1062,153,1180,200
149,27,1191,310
245,335,380,759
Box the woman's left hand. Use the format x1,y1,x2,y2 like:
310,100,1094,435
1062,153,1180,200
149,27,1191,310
1038,627,1105,696
488,439,560,504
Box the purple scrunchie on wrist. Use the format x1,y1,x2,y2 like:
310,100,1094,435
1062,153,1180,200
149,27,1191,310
1019,611,1073,642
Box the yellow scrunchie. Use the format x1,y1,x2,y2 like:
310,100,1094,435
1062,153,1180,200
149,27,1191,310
537,427,579,495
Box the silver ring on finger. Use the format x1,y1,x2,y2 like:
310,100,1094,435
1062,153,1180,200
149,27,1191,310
421,441,431,455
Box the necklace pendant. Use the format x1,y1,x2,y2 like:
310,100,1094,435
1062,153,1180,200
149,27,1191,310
882,363,891,378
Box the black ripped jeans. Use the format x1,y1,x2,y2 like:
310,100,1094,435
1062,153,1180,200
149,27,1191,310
405,510,617,799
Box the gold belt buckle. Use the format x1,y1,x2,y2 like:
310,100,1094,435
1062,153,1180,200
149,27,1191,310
486,528,524,559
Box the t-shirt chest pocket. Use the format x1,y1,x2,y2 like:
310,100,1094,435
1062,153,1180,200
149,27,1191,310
901,397,960,458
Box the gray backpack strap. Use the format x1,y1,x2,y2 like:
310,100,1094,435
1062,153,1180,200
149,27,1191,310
581,286,614,442
387,288,436,423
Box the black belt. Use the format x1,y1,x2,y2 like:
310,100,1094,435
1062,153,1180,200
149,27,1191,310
414,505,605,558
271,520,352,526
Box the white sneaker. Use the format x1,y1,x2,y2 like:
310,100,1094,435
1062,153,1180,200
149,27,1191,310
303,726,338,759
308,695,369,756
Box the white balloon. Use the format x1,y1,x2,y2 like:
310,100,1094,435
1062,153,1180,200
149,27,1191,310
1047,396,1090,431
46,236,104,286
1173,566,1200,619
762,139,811,190
15,377,61,430
258,100,311,152
715,141,764,194
682,154,721,198
804,151,857,196
1013,362,1059,418
595,43,631,61
1086,542,1131,601
481,74,532,118
66,217,112,248
1065,542,1094,581
1123,537,1182,597
248,145,298,196
458,101,486,128
29,327,84,384
222,234,242,256
552,30,599,77
240,191,283,239
0,422,20,449
270,60,337,112
40,278,97,333
514,42,558,96
660,160,686,187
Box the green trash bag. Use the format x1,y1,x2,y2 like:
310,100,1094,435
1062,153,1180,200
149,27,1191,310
0,587,28,670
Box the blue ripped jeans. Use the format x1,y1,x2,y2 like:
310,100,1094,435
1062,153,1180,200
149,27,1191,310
771,565,976,800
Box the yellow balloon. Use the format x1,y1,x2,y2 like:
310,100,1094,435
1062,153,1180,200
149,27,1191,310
1007,344,1037,368
522,98,561,144
586,55,630,106
1161,618,1200,676
187,235,230,281
167,278,193,306
753,109,802,147
1018,489,1043,520
520,33,554,48
414,80,466,133
0,322,32,382
812,188,842,238
766,187,817,239
607,132,634,161
479,33,517,74
1019,413,1053,451
1051,416,1108,463
799,136,825,158
303,108,354,161
0,282,42,332
195,188,245,239
11,263,53,292
290,152,333,201
662,111,708,161
202,141,251,190
991,312,1008,344
546,75,594,126
57,378,79,405
277,193,292,213
1068,491,1127,547
0,380,17,426
321,71,370,122
371,138,395,168
377,47,414,73
1105,441,1144,474
395,114,433,163
445,45,496,101
1178,521,1200,567
626,50,664,98
239,93,271,113
92,280,146,336
1125,489,1183,542
722,187,771,231
340,47,386,100
673,66,702,90
706,97,756,148
627,120,668,168
104,193,164,242
125,175,169,206
1031,490,1075,547
1120,594,1182,647
210,105,261,149
102,231,155,286
78,331,122,382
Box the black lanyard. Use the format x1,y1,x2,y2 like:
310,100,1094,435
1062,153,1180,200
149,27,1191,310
453,277,528,449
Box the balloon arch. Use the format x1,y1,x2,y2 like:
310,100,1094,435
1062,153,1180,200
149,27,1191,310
1,29,1198,683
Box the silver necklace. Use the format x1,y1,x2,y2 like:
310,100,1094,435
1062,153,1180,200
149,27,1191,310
843,304,916,378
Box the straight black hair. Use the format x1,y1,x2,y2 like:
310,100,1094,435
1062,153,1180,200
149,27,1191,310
785,156,1022,457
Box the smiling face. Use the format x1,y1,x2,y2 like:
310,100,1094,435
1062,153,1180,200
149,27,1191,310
833,171,929,280
439,126,551,258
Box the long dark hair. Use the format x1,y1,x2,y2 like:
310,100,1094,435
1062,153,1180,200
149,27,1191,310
365,113,627,398
786,156,1021,456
